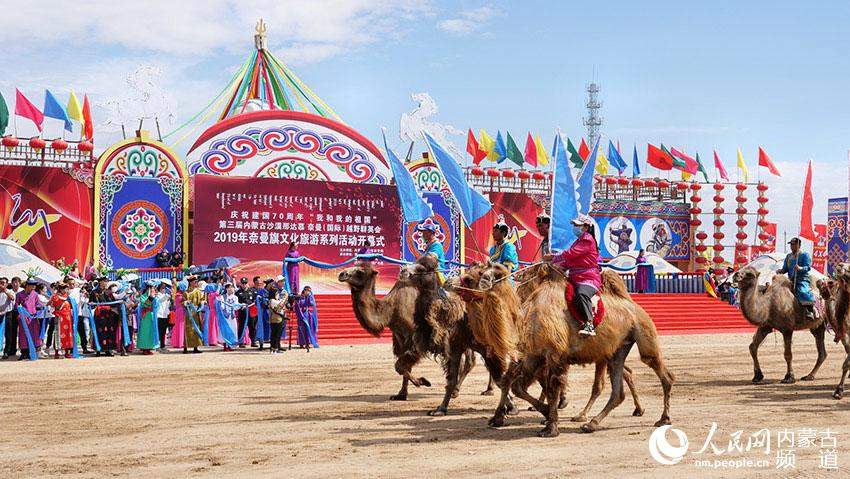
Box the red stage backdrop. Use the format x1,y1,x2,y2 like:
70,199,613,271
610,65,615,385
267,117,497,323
0,165,93,271
193,175,402,293
813,223,827,272
464,192,545,264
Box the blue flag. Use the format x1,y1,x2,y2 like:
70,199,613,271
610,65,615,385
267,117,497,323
550,133,579,251
632,145,641,177
423,131,492,225
608,140,627,174
43,90,71,132
493,131,507,163
576,139,599,214
382,130,432,223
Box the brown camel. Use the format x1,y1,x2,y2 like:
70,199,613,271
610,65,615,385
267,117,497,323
408,254,516,416
461,262,673,437
822,264,850,399
337,261,474,401
733,267,827,384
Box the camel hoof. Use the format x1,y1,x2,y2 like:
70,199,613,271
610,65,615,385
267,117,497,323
451,389,460,399
580,421,599,433
752,371,765,384
538,424,560,438
653,416,671,427
781,374,796,384
419,377,432,388
389,394,407,401
633,408,645,417
557,397,568,410
833,387,844,400
801,374,815,381
480,389,495,396
488,416,506,428
570,415,587,423
428,407,447,417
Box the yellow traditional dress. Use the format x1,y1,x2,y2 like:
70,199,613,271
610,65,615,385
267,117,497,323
184,288,205,348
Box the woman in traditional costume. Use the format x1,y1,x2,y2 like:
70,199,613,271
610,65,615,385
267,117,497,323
49,284,75,359
91,277,116,357
285,242,301,294
136,281,159,355
295,286,319,350
170,280,187,349
183,278,205,354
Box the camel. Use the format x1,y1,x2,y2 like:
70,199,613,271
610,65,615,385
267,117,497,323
407,254,516,416
460,261,673,437
822,264,850,399
733,267,827,384
337,261,475,401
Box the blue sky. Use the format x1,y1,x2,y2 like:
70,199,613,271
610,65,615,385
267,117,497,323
1,0,849,241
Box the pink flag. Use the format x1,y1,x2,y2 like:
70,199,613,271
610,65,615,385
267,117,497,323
14,88,44,132
713,150,729,181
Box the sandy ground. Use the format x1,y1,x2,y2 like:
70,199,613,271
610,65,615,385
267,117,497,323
1,333,849,478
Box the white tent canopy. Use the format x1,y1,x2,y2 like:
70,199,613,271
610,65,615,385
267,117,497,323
743,252,827,286
605,251,683,274
0,239,65,284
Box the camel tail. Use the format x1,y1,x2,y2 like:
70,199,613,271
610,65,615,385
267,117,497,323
600,269,631,299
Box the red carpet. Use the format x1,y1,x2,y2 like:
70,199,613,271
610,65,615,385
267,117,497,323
314,293,754,345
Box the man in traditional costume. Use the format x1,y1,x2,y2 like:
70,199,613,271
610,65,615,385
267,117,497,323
183,277,204,354
235,277,256,348
777,237,816,320
0,277,17,359
536,213,551,258
489,222,518,272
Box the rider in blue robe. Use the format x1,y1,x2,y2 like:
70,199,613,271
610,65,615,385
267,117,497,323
776,237,815,319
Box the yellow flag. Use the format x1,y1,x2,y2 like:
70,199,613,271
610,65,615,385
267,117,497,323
479,129,498,162
737,148,749,182
67,91,83,123
534,134,549,166
596,150,609,175
682,170,692,181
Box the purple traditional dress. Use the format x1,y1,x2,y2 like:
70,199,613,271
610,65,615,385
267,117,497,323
285,249,300,294
635,255,650,293
295,292,319,348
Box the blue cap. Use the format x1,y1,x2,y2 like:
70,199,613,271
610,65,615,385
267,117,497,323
416,223,437,232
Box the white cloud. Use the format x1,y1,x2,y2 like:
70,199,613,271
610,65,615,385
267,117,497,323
437,6,499,35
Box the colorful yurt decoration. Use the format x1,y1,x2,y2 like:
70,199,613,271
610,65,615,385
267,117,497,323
93,130,189,269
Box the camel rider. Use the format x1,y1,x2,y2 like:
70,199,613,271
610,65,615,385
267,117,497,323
489,223,518,272
417,223,446,283
536,213,551,258
777,237,815,320
544,214,601,337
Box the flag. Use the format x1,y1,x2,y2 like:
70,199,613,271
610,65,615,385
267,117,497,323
608,139,627,174
505,131,524,166
493,131,507,163
383,130,432,222
524,133,538,167
534,133,548,166
647,143,673,170
695,152,710,182
596,148,609,175
577,140,599,214
670,147,698,174
757,147,781,176
566,137,584,168
466,129,486,165
800,159,815,241
578,138,590,160
632,145,640,177
423,131,492,225
550,133,579,251
714,150,729,181
664,144,688,171
14,89,44,132
762,221,777,252
812,224,827,272
43,90,72,132
480,129,498,162
737,148,749,182
66,91,83,123
82,95,93,141
0,91,8,135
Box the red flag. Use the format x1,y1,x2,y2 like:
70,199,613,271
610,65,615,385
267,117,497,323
670,147,698,174
762,221,777,252
647,143,673,170
758,147,781,176
713,150,729,181
578,138,590,160
82,95,93,141
14,88,44,131
800,160,815,241
523,132,538,167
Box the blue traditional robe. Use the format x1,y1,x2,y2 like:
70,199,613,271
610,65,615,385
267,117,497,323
778,252,814,304
489,241,518,272
424,241,445,269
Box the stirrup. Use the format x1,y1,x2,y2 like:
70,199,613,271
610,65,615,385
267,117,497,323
579,322,596,336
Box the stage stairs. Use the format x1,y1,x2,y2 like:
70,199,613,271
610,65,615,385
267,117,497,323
313,293,753,345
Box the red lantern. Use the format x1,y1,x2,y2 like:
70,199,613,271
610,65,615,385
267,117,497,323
690,195,701,203
696,244,708,252
77,141,94,152
735,207,747,215
696,232,708,240
532,171,546,180
501,169,515,178
735,183,747,191
676,182,689,190
736,232,748,240
712,244,724,252
757,207,769,215
695,256,708,264
604,176,617,185
644,179,657,187
631,178,644,188
757,196,768,203
51,139,68,151
757,219,769,227
736,219,748,227
1,136,19,149
736,255,749,264
658,180,670,188
713,195,724,203
758,233,770,241
713,207,724,215
471,167,485,176
29,137,46,150
689,207,702,215
757,183,769,192
713,219,725,227
690,219,702,227
690,183,702,191
713,256,725,264
713,232,725,240
735,195,747,203
518,170,531,180
713,183,724,191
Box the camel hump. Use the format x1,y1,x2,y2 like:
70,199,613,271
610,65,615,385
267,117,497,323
600,269,630,299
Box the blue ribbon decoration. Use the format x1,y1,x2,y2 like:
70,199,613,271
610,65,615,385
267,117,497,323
16,306,38,361
214,299,238,346
254,295,266,342
88,300,131,347
0,315,5,352
199,303,210,346
69,297,80,358
183,303,206,344
39,308,49,342
84,304,101,352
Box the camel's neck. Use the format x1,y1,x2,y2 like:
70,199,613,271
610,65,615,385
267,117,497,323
738,283,770,326
348,281,389,336
833,287,850,330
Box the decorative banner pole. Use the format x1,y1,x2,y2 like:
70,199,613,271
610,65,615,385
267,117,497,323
734,183,749,267
712,182,726,269
756,183,770,255
689,183,707,273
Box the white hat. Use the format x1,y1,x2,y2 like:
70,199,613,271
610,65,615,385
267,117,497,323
570,214,594,227
275,274,285,282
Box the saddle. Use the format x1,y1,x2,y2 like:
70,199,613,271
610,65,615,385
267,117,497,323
564,281,604,328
